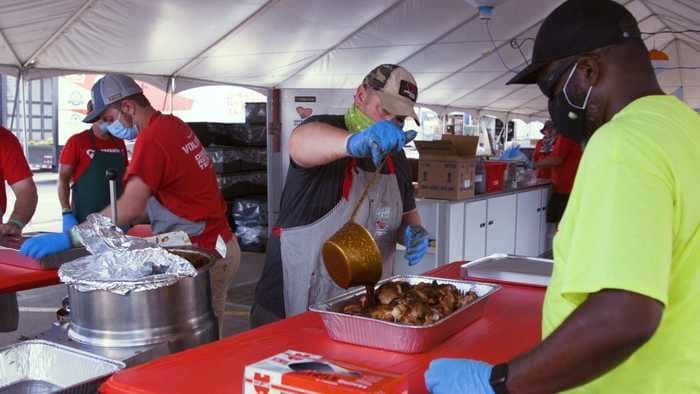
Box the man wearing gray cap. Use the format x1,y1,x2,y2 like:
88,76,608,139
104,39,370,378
22,74,241,338
251,64,429,327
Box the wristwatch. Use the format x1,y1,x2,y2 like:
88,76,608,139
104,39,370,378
490,363,510,394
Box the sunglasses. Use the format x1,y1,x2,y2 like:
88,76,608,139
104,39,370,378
537,58,579,99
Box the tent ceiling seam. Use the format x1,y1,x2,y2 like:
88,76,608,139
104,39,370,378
481,84,538,109
0,28,20,67
171,0,279,78
23,0,96,68
433,0,633,106
637,0,679,40
276,0,406,87
395,11,480,66
446,61,525,107
418,8,557,95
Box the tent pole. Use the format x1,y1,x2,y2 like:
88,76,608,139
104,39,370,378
20,74,29,159
170,77,175,115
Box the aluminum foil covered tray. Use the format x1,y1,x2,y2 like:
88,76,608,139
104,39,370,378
309,275,500,353
0,340,124,393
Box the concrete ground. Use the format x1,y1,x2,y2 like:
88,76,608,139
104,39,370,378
0,172,264,347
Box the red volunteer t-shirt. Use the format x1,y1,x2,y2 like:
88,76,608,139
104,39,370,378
59,129,128,182
532,138,552,180
125,112,232,253
550,135,582,194
0,127,32,215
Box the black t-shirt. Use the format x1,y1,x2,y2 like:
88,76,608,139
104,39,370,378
253,114,416,317
277,114,416,228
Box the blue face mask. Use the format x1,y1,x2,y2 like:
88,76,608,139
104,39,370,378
106,112,139,140
97,121,110,133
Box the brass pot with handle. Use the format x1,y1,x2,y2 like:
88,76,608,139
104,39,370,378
322,159,385,289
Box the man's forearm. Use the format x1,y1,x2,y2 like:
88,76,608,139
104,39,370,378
9,179,37,226
99,176,151,228
506,290,663,393
57,180,71,211
289,123,350,168
100,198,146,228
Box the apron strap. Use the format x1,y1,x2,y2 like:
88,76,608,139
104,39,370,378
88,129,97,151
341,156,396,200
341,159,357,201
279,156,398,233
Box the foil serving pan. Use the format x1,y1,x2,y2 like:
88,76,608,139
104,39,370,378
0,340,124,394
309,275,500,353
461,254,553,287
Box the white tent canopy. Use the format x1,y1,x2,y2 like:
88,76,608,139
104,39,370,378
2,0,699,116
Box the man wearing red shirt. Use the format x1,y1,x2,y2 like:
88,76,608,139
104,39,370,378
535,129,583,223
22,74,240,338
0,127,37,332
58,100,128,224
532,120,557,180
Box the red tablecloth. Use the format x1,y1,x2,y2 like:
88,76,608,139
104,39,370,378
0,225,154,295
0,256,59,294
101,262,545,394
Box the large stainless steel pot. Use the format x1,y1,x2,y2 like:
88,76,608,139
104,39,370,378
66,247,218,351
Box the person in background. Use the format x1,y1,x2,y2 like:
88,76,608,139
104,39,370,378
531,120,556,180
0,126,38,332
58,100,128,231
534,122,582,224
250,64,429,327
21,74,240,338
425,1,700,392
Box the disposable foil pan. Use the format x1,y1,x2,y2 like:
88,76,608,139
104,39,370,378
461,254,553,287
0,340,124,394
309,275,500,353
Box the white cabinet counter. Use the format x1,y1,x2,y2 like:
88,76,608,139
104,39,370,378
393,180,551,275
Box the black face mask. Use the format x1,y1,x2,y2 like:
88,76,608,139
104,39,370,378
549,91,588,144
546,62,592,144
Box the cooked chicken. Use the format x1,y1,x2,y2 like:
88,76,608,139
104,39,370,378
367,304,395,321
341,281,478,326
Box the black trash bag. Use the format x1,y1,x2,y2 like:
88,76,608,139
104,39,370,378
189,122,266,147
229,196,268,252
207,146,266,174
246,102,267,125
217,171,267,200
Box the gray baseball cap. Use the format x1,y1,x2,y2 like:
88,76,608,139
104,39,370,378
83,74,143,123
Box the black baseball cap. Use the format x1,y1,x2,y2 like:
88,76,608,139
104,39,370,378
507,0,642,85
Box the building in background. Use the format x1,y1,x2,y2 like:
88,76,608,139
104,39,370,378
2,74,265,171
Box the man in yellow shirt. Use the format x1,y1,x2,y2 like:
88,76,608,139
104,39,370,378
424,1,700,393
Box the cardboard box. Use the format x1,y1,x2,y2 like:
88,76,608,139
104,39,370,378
243,350,408,394
415,135,479,200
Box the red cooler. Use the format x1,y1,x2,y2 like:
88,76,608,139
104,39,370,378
484,161,508,193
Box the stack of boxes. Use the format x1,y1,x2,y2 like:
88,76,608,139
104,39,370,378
414,135,480,200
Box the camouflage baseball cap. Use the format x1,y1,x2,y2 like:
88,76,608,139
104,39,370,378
362,64,419,123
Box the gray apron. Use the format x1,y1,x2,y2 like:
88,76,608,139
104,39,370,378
146,197,206,238
280,158,403,317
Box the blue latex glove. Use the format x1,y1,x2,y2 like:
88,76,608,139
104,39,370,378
425,359,494,394
62,212,78,234
20,232,72,260
346,120,417,166
404,224,429,266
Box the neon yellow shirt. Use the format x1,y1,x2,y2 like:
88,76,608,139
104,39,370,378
543,95,700,393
